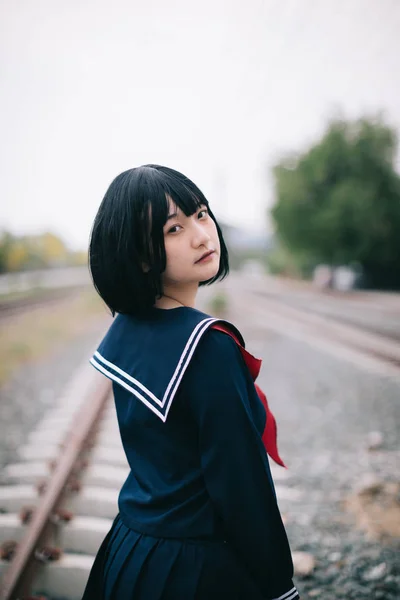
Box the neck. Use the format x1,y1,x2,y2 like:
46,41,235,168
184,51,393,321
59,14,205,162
154,283,198,309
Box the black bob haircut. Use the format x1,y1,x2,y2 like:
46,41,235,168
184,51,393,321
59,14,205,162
89,164,229,316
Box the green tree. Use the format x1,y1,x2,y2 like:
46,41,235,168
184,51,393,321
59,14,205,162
271,117,400,289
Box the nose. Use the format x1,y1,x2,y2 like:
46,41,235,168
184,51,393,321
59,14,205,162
191,218,211,248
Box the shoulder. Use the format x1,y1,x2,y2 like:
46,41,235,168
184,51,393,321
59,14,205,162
182,327,254,419
198,326,240,354
187,326,246,379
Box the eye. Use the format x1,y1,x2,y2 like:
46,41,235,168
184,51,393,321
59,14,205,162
198,208,208,219
167,224,182,234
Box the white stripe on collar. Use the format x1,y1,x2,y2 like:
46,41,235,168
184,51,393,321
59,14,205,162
90,355,165,420
90,317,217,422
272,586,299,600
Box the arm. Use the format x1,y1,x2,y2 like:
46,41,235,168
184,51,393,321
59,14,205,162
185,329,299,600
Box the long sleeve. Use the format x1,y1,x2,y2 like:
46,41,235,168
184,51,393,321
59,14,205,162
184,329,299,600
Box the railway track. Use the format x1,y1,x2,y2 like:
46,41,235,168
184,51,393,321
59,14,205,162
225,275,400,377
254,292,400,367
0,287,89,320
0,366,123,600
251,289,400,344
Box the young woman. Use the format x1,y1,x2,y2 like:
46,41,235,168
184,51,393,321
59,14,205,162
82,165,299,600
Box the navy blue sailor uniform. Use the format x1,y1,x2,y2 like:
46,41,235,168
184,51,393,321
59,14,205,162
82,306,299,600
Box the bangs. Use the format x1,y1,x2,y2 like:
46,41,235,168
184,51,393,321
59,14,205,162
138,165,208,268
142,164,208,221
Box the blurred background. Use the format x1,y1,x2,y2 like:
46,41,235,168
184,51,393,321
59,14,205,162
0,1,399,599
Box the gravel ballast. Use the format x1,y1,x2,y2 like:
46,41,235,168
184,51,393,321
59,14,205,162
251,324,400,600
0,323,109,474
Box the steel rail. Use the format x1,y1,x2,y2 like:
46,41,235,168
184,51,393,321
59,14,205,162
252,293,400,368
227,282,400,372
0,287,85,319
0,377,111,600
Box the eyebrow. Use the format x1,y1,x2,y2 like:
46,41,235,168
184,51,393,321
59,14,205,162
165,204,205,223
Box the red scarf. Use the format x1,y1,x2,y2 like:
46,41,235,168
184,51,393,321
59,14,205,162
211,323,286,468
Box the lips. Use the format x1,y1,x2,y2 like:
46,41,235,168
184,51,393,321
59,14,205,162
195,250,215,263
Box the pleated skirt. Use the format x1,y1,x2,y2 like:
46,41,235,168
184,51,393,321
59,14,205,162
81,514,264,600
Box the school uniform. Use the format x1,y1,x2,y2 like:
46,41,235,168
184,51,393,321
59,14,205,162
82,306,299,600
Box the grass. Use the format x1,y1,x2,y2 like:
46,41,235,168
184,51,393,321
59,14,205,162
0,288,111,386
207,291,229,318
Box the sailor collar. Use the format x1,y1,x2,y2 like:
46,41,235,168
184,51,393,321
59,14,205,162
90,306,244,423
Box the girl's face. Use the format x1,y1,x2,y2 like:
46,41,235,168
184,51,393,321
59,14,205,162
161,199,220,287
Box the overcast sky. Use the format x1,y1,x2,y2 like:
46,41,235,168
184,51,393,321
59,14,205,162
1,0,399,249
